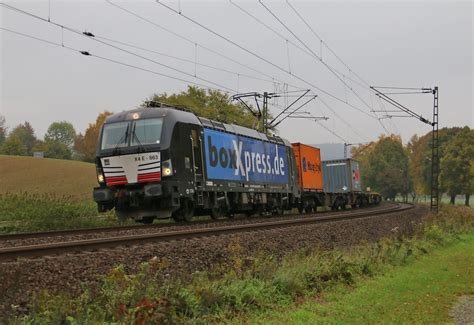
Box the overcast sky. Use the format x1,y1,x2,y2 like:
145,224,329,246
1,0,472,145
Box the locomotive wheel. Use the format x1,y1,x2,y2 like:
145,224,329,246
140,216,155,224
172,200,194,222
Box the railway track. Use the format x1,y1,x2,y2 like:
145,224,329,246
0,203,413,261
0,203,392,242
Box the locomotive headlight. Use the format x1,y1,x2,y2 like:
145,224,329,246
162,159,173,177
97,174,105,183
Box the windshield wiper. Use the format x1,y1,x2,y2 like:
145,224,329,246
112,123,130,155
131,123,145,153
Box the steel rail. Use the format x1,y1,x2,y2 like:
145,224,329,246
0,204,392,242
0,204,413,261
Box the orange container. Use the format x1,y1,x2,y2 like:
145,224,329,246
292,143,323,191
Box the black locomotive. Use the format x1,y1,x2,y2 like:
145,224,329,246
93,104,379,223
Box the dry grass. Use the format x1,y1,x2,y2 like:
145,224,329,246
0,155,96,202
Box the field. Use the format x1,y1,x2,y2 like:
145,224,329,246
0,155,96,202
0,155,120,233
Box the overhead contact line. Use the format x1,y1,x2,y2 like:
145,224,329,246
0,27,220,91
0,3,238,93
106,0,306,92
258,0,389,133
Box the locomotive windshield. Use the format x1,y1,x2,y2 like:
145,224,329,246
100,118,163,150
101,121,129,150
131,118,163,146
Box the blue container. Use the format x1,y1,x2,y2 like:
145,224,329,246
322,159,361,193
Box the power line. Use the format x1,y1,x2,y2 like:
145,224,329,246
0,27,222,90
155,0,379,121
94,34,277,85
106,0,306,91
316,120,347,143
286,0,371,88
317,97,369,142
1,3,237,93
229,0,369,91
258,0,389,134
282,0,391,133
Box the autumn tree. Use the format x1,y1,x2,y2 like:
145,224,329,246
74,111,112,162
356,134,410,200
147,86,264,130
408,126,470,200
439,127,474,205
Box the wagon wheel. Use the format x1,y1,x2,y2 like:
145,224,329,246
297,205,304,214
274,206,284,216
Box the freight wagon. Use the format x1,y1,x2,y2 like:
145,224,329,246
292,143,324,213
322,159,381,209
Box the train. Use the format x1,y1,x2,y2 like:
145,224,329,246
92,104,380,223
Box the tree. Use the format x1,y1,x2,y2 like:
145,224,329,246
0,116,7,146
44,121,76,148
408,127,468,200
439,127,474,205
147,86,264,130
1,136,27,156
33,140,72,160
7,122,37,155
74,111,112,162
356,134,410,200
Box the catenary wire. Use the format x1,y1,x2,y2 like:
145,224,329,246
155,0,379,120
258,0,389,134
230,0,369,91
93,34,277,85
105,0,306,91
0,3,238,93
0,26,217,90
286,0,371,88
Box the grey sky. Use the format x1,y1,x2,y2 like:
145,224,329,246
1,0,472,145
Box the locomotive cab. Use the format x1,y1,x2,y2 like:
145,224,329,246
93,106,201,223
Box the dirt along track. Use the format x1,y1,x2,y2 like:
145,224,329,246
0,203,427,319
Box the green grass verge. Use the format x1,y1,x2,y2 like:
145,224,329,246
12,206,474,323
251,231,474,324
0,193,121,234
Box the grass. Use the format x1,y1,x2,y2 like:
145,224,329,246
0,193,121,234
12,205,474,323
251,231,474,324
0,155,97,202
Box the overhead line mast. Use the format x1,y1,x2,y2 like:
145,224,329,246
371,86,439,213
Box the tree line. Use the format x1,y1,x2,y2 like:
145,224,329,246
353,127,473,206
0,87,256,162
1,86,472,205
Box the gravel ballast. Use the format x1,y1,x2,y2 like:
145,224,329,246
0,205,427,319
451,295,474,325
